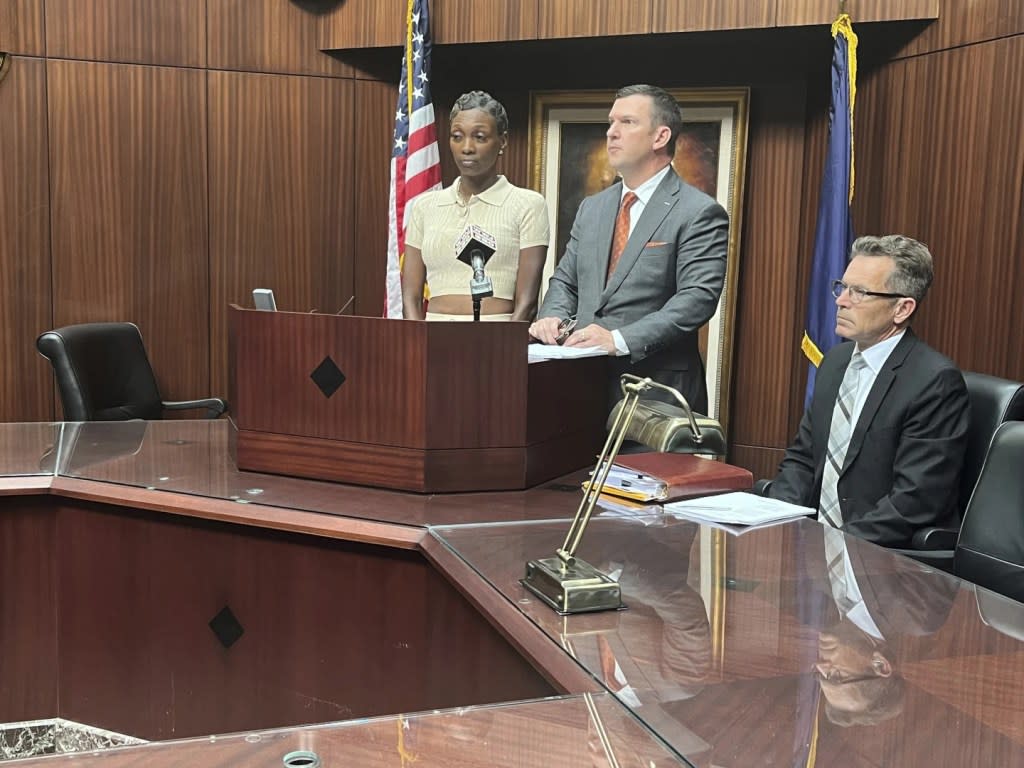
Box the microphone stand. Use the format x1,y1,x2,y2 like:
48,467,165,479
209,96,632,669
469,250,492,323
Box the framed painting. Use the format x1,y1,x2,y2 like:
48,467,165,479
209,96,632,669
528,88,749,434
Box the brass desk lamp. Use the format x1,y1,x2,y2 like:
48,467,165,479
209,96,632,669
522,374,726,614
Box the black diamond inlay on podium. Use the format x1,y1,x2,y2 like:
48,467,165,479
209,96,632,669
310,356,346,398
209,605,244,649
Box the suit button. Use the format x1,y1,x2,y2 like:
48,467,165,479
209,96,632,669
595,310,603,318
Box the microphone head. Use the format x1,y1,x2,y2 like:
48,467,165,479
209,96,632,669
455,224,497,267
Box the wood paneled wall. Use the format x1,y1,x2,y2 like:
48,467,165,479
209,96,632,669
0,0,45,55
2,0,1023,484
0,56,52,421
44,0,207,66
207,71,354,395
47,60,211,407
320,0,939,49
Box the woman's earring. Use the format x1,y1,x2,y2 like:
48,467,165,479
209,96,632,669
499,149,504,155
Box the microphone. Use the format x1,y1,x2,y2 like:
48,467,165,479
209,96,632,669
455,225,496,300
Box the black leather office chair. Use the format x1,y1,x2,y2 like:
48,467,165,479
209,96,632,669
36,322,227,421
904,371,1024,566
952,421,1024,603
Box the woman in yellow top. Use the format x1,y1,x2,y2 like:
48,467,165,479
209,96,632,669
403,91,549,321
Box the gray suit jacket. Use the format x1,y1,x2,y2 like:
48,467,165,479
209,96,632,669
539,168,729,411
769,331,969,547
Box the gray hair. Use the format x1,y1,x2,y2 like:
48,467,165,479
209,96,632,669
615,84,683,158
851,234,934,303
450,91,508,135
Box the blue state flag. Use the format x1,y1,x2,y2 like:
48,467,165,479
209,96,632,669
802,14,858,403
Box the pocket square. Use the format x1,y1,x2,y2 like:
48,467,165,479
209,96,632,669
645,241,669,248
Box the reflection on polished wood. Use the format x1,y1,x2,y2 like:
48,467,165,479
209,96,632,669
433,515,1024,766
4,421,1024,764
47,420,591,531
11,694,687,767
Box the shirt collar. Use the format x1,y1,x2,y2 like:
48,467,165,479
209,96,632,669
438,175,511,207
856,330,905,374
621,164,672,207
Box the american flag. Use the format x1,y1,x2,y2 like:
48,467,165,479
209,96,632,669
385,0,442,318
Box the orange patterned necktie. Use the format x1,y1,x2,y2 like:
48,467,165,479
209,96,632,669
607,191,639,282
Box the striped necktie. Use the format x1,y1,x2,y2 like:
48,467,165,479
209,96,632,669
818,352,867,528
606,192,638,282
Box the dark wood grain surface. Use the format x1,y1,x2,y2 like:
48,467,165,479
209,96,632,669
537,0,651,39
41,499,553,740
776,0,938,26
434,0,540,43
44,0,206,66
0,498,57,724
46,59,211,407
351,78,398,316
0,0,44,54
897,0,1024,56
0,56,53,422
208,0,352,76
433,514,1024,766
10,694,686,768
208,71,354,399
652,0,774,32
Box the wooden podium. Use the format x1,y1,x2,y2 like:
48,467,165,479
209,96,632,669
227,306,608,492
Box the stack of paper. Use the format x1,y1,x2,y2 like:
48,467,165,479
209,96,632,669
664,492,814,529
527,343,607,362
587,465,667,501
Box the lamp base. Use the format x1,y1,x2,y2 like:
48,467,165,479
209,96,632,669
522,556,623,615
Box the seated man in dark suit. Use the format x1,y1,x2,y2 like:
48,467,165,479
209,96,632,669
766,235,969,548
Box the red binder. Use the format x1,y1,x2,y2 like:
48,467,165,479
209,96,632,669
609,453,753,502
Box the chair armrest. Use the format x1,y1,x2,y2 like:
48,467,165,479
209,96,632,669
752,478,773,496
163,398,228,419
890,547,956,573
911,526,959,551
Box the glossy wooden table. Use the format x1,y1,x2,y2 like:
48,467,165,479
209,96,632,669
432,514,1024,766
2,420,1023,766
10,694,688,767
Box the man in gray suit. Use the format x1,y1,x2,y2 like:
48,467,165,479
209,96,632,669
529,84,729,412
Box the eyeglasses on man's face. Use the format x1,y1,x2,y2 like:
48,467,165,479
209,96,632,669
831,279,907,304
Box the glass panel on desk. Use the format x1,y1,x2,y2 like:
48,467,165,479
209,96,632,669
431,516,1024,767
8,695,693,768
53,419,592,527
0,422,62,477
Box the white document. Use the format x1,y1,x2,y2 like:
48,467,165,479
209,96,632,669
527,343,607,362
664,492,814,527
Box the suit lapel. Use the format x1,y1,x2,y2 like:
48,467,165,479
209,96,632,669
592,187,621,302
600,172,680,305
842,331,917,473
